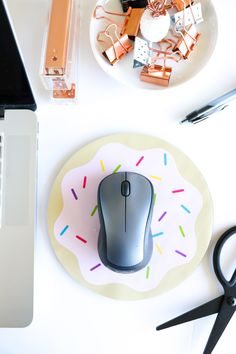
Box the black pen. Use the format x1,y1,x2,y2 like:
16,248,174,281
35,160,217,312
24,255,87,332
180,88,236,124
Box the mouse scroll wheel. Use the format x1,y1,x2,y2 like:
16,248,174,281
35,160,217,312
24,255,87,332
121,180,131,197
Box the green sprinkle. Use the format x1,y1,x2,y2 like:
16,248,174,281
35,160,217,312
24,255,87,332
153,193,157,205
146,266,150,279
179,225,186,238
112,164,122,173
91,205,98,216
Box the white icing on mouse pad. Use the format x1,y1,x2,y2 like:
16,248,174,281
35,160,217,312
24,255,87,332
53,142,203,292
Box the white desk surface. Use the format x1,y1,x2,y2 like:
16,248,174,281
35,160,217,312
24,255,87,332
1,0,236,353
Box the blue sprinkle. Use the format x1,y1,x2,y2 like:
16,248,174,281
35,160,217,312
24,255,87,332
164,153,167,166
181,204,191,214
60,225,69,236
152,232,164,237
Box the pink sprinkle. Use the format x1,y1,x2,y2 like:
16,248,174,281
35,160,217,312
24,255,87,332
158,211,167,222
71,188,78,200
172,189,185,193
90,263,101,271
76,235,87,244
83,176,87,189
136,156,144,166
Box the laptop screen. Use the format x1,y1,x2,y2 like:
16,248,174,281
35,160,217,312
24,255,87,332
0,0,36,111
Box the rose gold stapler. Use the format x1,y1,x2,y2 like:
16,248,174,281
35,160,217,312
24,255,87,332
41,0,78,101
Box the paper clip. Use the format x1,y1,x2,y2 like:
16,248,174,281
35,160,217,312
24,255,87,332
93,5,144,40
120,0,148,12
97,23,133,65
173,0,194,11
171,2,203,29
173,24,200,59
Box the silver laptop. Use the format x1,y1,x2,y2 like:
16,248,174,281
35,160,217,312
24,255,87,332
0,0,37,327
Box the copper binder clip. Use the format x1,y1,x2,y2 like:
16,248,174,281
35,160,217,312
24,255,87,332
93,5,144,40
140,64,172,86
139,38,184,86
120,7,145,40
173,24,200,59
98,24,133,65
120,0,148,12
173,0,194,11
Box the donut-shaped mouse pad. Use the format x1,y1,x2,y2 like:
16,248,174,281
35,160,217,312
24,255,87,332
48,134,213,300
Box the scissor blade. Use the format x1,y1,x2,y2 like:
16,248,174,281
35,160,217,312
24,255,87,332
203,298,235,354
156,296,223,331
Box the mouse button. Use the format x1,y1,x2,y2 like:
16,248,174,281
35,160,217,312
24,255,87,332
121,180,130,197
127,182,153,222
128,174,153,206
98,174,126,254
126,173,152,193
99,173,125,199
99,174,125,226
125,177,153,248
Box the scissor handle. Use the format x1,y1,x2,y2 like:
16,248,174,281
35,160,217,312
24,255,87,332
213,226,236,289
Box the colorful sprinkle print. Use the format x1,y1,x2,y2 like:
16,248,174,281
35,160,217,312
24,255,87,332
113,164,122,173
71,188,78,200
100,160,105,172
83,176,87,189
164,153,167,166
76,235,87,244
158,211,167,222
179,225,186,238
153,193,157,205
181,204,191,214
146,266,150,279
156,243,163,255
175,250,187,257
90,263,101,271
153,232,164,238
172,189,184,193
60,225,69,236
90,205,98,217
136,156,144,166
150,175,162,181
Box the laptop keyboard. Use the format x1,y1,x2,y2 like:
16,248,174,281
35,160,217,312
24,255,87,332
4,135,31,226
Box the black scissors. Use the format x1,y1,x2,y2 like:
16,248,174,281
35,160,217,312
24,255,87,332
156,226,236,354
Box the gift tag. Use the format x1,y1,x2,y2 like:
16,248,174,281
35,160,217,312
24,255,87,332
171,3,203,30
133,37,152,68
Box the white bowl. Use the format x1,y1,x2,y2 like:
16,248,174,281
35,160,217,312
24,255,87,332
90,0,218,90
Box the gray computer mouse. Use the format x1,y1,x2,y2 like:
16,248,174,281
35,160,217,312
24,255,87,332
97,171,154,273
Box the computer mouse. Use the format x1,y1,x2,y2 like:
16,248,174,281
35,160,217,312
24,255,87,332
97,171,154,273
